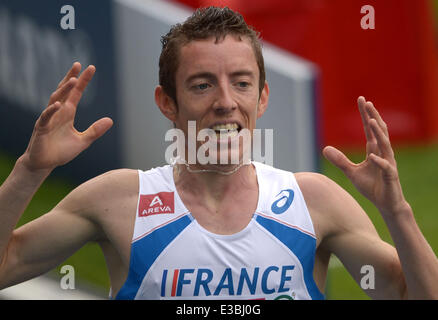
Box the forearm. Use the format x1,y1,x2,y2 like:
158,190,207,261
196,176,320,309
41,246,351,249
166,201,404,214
381,202,438,299
0,155,52,263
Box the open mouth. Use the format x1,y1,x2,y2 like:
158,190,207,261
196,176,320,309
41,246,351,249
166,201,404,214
210,123,242,138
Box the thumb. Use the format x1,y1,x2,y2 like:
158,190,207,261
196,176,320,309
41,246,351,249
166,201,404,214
82,117,114,145
322,146,354,176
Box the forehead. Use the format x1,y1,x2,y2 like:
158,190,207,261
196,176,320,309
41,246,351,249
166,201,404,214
176,35,259,80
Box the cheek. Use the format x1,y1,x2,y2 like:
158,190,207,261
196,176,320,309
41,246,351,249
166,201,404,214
248,99,261,120
176,93,219,127
173,103,205,132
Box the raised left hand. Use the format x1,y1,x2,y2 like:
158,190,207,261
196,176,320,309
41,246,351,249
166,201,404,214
322,96,409,216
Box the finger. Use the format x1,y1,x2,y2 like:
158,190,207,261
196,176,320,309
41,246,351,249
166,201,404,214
369,118,394,160
368,153,398,179
81,117,113,145
38,102,62,127
365,100,389,138
357,96,374,142
65,65,96,108
322,146,355,176
48,77,77,106
57,62,81,89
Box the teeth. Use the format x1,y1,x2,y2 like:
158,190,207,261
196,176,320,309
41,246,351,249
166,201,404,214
213,130,238,138
226,130,238,138
211,123,239,132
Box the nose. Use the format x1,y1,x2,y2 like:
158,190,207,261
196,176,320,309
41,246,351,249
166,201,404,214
212,81,237,114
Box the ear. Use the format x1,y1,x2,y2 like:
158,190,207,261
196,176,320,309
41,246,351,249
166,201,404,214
155,85,178,122
257,81,269,119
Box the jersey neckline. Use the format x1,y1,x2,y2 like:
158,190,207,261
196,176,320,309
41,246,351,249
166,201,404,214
168,161,263,239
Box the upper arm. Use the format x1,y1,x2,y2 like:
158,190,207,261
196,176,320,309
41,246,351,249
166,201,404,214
2,202,98,288
296,172,406,299
0,169,135,289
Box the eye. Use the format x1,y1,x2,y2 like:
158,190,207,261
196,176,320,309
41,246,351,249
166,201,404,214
194,83,210,90
236,81,250,88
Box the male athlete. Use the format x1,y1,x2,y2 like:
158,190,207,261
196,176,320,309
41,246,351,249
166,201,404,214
0,7,437,300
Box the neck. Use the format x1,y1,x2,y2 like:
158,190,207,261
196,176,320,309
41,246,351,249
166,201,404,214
173,162,256,205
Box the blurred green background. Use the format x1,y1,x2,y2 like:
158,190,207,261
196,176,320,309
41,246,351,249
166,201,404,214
323,143,438,299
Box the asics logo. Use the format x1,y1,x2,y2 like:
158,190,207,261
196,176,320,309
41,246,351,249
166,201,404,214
271,189,294,214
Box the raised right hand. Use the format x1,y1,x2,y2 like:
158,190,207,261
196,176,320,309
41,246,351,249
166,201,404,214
20,62,113,172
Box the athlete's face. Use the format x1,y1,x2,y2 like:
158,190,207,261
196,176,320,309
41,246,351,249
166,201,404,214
157,35,269,165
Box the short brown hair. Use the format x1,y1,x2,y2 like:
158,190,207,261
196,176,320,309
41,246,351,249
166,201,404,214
159,6,265,104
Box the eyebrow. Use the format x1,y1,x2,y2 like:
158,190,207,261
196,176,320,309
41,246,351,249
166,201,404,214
185,72,216,85
184,69,256,86
229,70,256,79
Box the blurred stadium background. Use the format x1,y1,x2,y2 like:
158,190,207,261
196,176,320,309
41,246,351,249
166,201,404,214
0,0,437,300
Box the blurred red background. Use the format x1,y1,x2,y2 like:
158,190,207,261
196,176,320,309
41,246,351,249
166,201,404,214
173,0,438,148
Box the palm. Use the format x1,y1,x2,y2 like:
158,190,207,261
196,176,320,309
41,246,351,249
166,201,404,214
345,157,386,207
23,63,113,171
323,97,404,214
28,106,83,168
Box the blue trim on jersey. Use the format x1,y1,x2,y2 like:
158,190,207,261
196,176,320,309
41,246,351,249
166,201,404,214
255,214,325,300
115,215,192,300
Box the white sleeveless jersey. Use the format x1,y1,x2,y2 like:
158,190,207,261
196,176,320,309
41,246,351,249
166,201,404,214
115,162,324,300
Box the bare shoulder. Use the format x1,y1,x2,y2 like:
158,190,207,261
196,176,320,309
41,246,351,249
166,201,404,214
294,172,334,195
55,168,139,222
294,172,379,245
295,171,367,214
77,168,139,194
294,172,346,210
294,172,341,241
